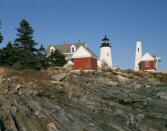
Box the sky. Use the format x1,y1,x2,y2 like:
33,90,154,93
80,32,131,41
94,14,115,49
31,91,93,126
0,0,167,70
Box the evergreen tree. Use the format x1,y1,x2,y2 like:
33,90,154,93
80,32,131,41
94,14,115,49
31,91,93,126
38,44,49,69
0,42,15,66
14,19,40,69
0,48,5,66
47,50,67,67
0,20,3,44
4,42,16,66
14,19,38,52
38,44,46,60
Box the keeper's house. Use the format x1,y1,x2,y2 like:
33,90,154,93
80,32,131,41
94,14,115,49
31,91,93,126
46,42,87,65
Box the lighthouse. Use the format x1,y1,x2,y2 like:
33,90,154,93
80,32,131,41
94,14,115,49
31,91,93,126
99,35,113,68
135,40,142,70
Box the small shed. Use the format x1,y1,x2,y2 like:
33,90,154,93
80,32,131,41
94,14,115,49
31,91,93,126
72,46,98,70
139,52,156,71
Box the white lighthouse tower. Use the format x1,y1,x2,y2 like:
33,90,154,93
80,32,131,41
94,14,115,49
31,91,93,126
135,40,142,70
99,36,113,68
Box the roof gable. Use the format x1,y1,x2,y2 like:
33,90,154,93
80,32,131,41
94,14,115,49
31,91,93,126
141,52,155,61
86,48,98,58
72,46,97,59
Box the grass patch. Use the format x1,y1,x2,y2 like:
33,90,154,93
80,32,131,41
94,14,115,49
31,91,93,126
124,69,167,83
151,73,167,83
0,67,57,86
0,67,7,76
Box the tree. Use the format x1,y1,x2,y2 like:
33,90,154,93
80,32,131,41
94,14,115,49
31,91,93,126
0,20,3,44
14,19,38,52
13,19,40,69
0,42,16,66
38,44,49,69
47,50,67,67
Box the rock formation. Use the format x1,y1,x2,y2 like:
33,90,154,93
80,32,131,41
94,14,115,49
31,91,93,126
0,69,167,131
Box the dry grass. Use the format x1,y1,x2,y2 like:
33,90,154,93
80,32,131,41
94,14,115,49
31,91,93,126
1,67,166,86
151,73,167,83
124,69,167,83
0,68,7,76
16,69,55,85
0,67,57,86
124,69,146,77
0,67,72,86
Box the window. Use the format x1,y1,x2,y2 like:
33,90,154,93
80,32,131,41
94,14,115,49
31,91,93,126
72,47,74,52
51,49,54,53
71,59,74,63
107,53,109,56
50,46,55,53
71,45,76,53
145,61,150,67
138,48,139,52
